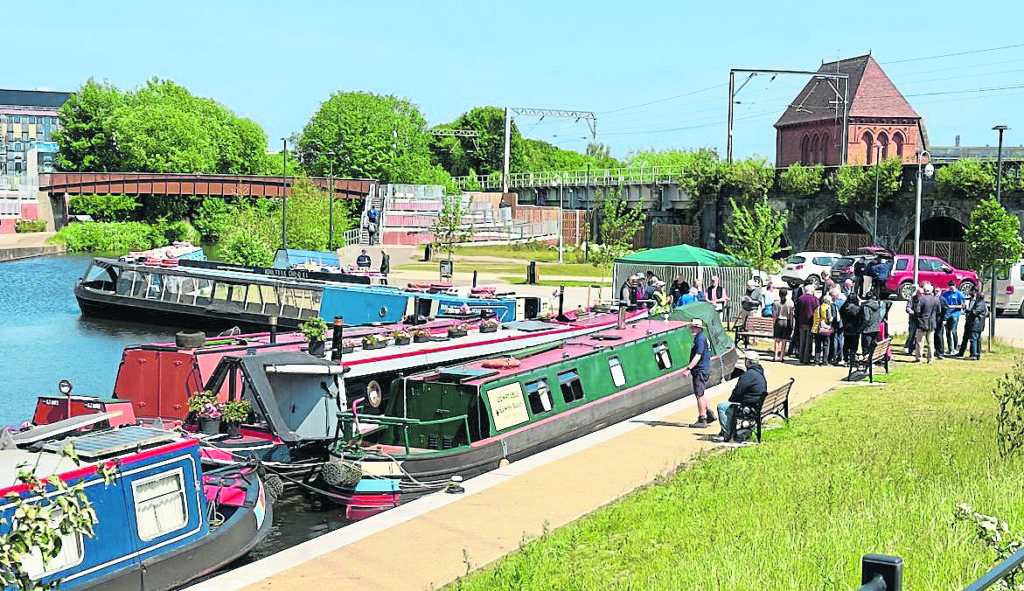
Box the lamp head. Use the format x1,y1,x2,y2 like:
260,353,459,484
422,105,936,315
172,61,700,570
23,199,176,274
994,125,1009,132
924,162,935,178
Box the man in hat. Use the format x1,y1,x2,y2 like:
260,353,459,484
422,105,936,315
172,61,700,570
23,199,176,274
715,349,767,443
652,280,671,315
682,319,716,428
736,279,762,346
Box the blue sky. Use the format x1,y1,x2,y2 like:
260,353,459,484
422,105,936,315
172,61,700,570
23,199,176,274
12,0,1024,162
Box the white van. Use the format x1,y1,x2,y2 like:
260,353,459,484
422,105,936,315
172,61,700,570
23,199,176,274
993,259,1024,315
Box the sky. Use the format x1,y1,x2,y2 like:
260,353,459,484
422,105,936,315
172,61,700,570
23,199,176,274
10,0,1024,163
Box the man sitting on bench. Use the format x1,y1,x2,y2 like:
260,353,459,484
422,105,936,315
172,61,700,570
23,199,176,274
715,350,768,443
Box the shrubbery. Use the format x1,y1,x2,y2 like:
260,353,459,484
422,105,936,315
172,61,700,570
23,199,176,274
15,219,47,233
830,158,902,206
777,162,824,197
192,197,236,242
937,158,995,200
994,355,1024,458
68,193,139,222
50,222,166,253
220,229,274,267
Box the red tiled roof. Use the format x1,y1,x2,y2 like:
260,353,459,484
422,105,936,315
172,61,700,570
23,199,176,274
775,54,919,128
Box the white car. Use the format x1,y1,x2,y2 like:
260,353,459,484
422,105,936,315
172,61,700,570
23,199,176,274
782,251,841,288
993,259,1024,316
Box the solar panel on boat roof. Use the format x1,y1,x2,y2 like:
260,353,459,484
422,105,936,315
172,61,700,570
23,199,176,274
43,426,178,459
438,368,498,383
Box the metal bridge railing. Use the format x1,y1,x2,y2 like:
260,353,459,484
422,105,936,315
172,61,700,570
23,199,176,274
452,165,690,191
855,549,1024,590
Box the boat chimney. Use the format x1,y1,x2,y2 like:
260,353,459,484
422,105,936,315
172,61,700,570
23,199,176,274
269,316,278,343
331,316,345,361
556,285,569,322
617,305,626,329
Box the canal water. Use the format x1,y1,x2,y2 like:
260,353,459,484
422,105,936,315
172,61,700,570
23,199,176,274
0,254,348,560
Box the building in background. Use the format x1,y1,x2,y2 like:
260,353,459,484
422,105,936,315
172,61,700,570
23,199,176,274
0,89,70,233
775,55,926,168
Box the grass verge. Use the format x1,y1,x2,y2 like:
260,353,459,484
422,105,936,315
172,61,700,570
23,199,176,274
397,261,607,278
448,345,1024,590
503,278,612,288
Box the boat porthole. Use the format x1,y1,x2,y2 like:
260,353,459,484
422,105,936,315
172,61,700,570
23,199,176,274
367,381,383,408
379,306,387,318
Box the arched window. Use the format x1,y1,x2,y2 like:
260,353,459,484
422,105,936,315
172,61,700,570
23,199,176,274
800,134,810,164
893,132,905,158
810,134,820,164
878,131,889,160
820,132,830,164
862,131,874,165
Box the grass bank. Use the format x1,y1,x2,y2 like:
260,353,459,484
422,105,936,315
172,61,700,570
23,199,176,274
398,261,607,278
449,346,1024,590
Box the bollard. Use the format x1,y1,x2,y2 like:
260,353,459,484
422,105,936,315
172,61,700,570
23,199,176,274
617,305,626,329
472,270,478,288
859,555,902,591
331,316,345,361
269,316,278,344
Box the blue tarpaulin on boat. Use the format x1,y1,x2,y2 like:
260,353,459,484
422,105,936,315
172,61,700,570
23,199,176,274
273,248,340,269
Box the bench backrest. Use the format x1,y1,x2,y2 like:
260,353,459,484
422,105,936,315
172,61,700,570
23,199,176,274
742,316,774,332
760,377,795,414
871,338,892,362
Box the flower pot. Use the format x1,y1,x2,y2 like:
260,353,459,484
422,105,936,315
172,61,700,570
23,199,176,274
394,337,411,345
363,342,387,350
225,421,242,439
480,325,498,333
414,334,431,343
308,340,325,357
199,417,222,435
341,345,355,354
447,330,467,338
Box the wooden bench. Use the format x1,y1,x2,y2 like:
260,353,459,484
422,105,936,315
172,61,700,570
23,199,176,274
734,315,774,343
848,337,891,383
734,377,794,443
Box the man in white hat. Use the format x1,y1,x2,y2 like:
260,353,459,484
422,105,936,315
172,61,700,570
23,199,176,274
714,349,768,443
682,318,715,427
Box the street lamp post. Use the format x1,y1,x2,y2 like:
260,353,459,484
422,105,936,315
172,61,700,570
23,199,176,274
326,151,336,250
914,149,933,288
558,178,564,264
990,125,1009,350
873,144,882,244
281,138,288,249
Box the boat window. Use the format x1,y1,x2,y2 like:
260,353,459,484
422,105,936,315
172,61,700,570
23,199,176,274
558,369,585,404
525,379,553,414
229,284,247,304
83,262,117,293
117,269,141,296
21,509,84,578
212,282,231,302
608,357,626,387
143,273,164,300
161,274,182,302
260,284,279,315
653,342,672,370
132,468,189,541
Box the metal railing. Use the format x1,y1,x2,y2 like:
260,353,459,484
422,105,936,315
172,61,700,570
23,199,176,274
341,228,360,247
337,409,471,455
855,550,1024,590
452,165,690,191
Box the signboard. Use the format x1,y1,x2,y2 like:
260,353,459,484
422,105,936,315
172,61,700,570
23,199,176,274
439,260,454,279
486,382,530,431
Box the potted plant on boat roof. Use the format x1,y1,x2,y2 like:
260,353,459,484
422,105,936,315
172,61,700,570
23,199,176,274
188,391,222,435
447,323,469,338
412,328,432,343
480,318,499,333
219,399,251,439
362,333,387,350
341,338,358,354
301,316,328,357
392,330,411,345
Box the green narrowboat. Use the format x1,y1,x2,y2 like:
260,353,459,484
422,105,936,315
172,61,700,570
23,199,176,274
328,302,736,519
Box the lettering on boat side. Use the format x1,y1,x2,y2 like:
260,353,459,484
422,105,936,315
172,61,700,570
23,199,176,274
487,383,530,431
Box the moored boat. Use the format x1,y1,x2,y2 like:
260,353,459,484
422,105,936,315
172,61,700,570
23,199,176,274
325,302,736,519
0,422,272,590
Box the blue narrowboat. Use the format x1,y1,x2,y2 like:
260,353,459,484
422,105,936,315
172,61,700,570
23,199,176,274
0,423,273,590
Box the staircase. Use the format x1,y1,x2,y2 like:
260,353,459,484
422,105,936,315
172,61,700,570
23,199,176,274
358,190,386,245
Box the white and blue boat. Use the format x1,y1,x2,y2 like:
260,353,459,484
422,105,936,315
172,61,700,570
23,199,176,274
0,421,272,590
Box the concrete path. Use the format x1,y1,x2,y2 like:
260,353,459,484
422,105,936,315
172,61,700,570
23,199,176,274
189,360,850,591
0,232,63,262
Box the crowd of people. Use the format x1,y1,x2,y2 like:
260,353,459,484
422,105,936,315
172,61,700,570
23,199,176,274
618,271,730,317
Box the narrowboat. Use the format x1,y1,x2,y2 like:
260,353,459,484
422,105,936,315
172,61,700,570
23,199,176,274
326,302,736,518
75,255,518,332
0,422,273,590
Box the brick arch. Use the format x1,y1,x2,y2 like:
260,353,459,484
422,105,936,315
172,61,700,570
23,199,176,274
810,134,820,164
800,134,811,164
893,131,905,158
861,131,874,164
894,205,972,245
801,210,875,251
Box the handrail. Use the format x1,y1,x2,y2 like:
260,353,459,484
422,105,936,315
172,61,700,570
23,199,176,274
963,546,1024,591
337,409,472,455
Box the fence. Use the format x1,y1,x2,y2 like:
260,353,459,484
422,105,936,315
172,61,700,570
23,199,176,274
898,240,970,271
629,223,701,250
855,548,1024,590
612,261,752,327
806,232,873,254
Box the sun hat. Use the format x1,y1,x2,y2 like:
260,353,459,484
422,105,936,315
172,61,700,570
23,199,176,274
690,318,704,329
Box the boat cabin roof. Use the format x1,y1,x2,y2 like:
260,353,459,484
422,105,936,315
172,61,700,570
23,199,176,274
424,318,693,387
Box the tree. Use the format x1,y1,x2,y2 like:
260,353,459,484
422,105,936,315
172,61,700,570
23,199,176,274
937,158,995,200
966,197,1024,280
725,196,789,275
778,162,824,197
297,91,435,184
429,106,525,177
591,190,645,281
52,79,125,172
831,158,902,206
221,229,275,267
431,194,474,261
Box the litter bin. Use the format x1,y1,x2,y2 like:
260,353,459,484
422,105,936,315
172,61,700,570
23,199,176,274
526,261,538,285
424,243,432,262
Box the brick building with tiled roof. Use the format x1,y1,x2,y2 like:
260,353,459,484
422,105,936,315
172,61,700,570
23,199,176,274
775,54,927,167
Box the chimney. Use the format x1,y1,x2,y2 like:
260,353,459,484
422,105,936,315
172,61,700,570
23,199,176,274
955,135,960,148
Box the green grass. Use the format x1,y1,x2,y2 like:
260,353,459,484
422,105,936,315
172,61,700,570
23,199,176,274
448,346,1024,590
397,261,607,278
447,243,561,262
504,278,612,288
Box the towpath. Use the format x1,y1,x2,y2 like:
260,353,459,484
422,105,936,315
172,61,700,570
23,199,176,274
0,232,64,262
188,360,850,591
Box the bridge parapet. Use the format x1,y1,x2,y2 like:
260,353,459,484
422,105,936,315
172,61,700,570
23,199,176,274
453,165,689,191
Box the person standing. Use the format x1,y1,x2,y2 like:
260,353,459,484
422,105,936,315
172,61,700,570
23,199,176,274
840,293,862,363
676,287,700,308
651,281,671,315
966,292,989,360
796,280,818,364
934,289,948,360
830,287,846,365
859,293,882,355
379,250,391,276
706,276,729,322
942,280,965,356
355,249,371,269
619,275,638,310
669,274,690,306
772,288,794,362
914,283,941,363
682,319,715,428
905,285,922,354
853,258,866,297
761,282,776,319
812,294,834,366
736,280,762,344
714,350,767,443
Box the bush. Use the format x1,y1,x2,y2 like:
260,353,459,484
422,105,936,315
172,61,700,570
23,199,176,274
157,219,201,244
937,158,995,200
831,158,902,206
15,219,47,233
192,197,235,242
68,193,139,222
721,158,774,199
778,162,824,197
141,194,196,223
994,355,1024,458
220,229,274,267
50,222,165,253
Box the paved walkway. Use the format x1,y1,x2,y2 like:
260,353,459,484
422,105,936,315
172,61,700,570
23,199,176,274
189,360,850,591
0,232,63,262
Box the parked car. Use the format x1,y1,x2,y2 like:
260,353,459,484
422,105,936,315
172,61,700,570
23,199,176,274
782,251,841,287
882,254,979,300
991,259,1024,316
830,254,871,286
